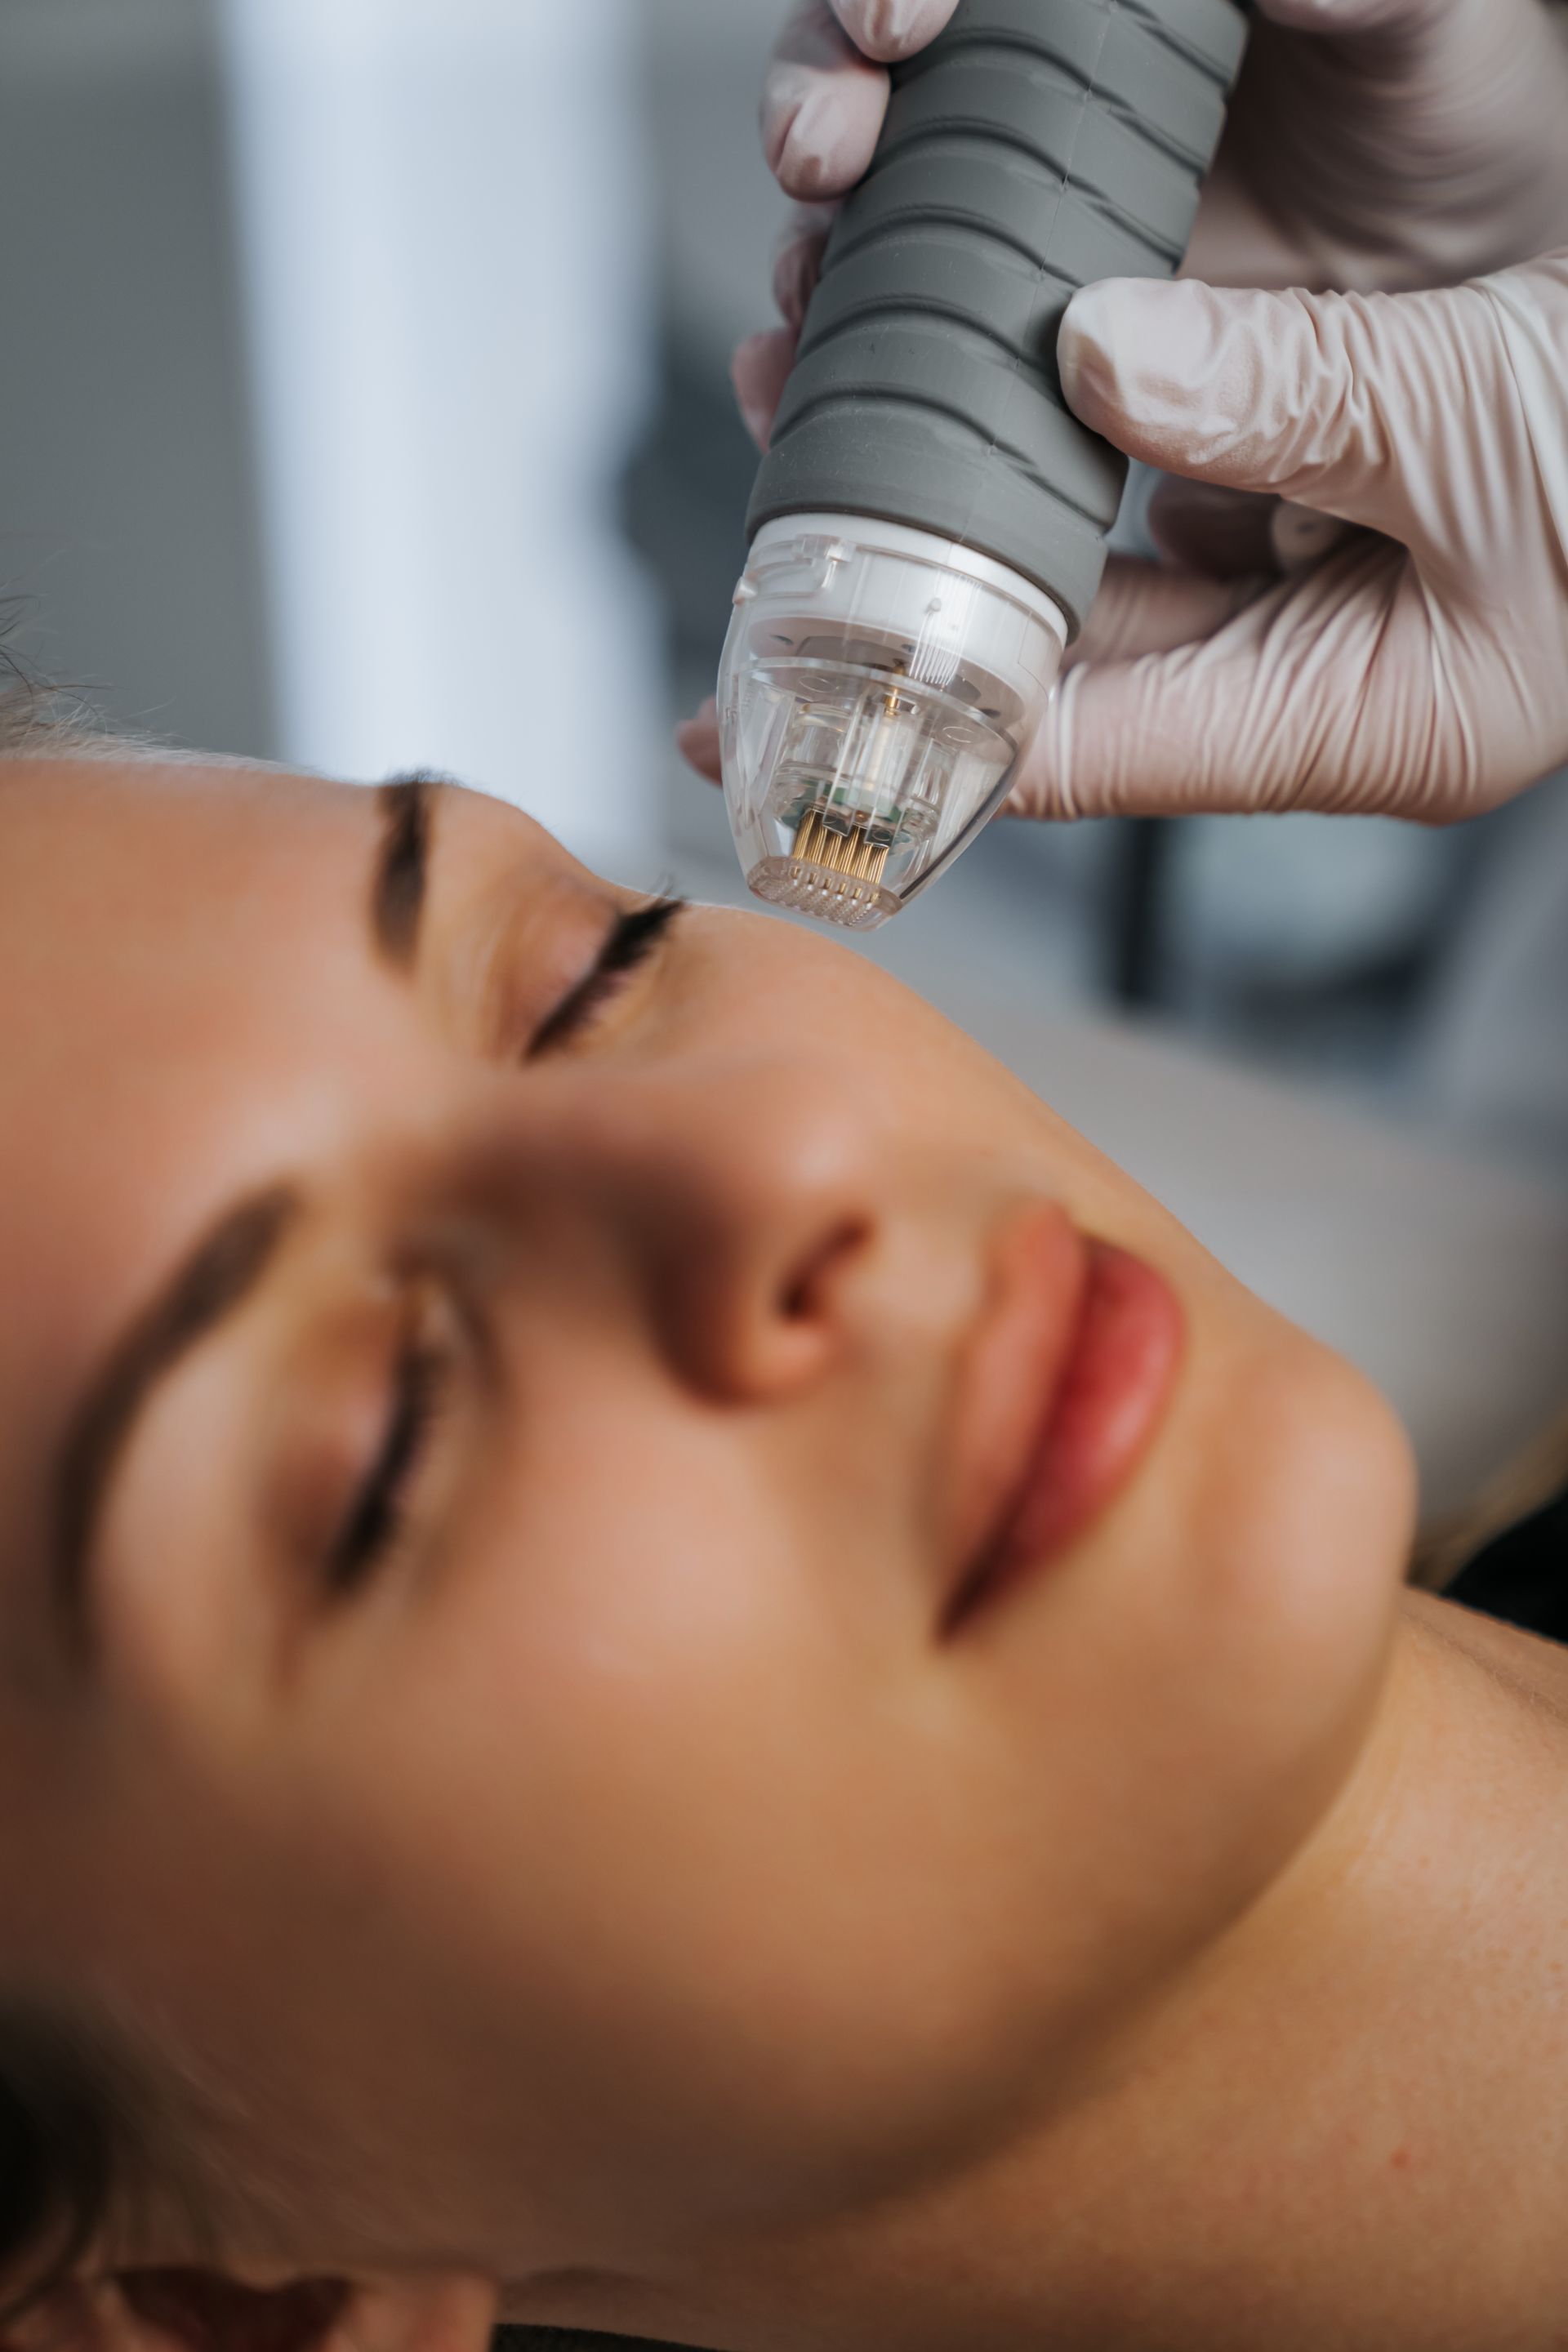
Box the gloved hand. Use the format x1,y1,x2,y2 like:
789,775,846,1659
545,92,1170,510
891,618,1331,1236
1004,253,1568,822
675,0,1568,825
732,0,1568,448
680,253,1568,822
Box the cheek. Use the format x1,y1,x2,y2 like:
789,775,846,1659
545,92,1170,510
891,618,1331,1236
1178,1317,1415,1729
1205,1330,1414,1796
354,1384,862,1977
323,1382,1058,2212
936,1298,1414,2041
1092,1318,1410,1923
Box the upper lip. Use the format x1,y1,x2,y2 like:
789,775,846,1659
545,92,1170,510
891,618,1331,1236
937,1201,1094,1635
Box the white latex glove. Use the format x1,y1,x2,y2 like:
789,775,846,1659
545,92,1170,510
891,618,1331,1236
682,255,1568,823
1016,254,1568,822
676,4,1568,822
734,0,1568,448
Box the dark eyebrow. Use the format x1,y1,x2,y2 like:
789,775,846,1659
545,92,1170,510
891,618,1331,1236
372,772,443,969
52,1185,303,1662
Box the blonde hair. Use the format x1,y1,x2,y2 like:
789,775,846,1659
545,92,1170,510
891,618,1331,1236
0,624,97,759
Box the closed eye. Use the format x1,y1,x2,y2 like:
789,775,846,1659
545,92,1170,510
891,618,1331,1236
527,896,687,1058
326,1337,449,1599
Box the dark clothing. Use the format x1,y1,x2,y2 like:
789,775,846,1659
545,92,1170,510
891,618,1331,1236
1446,1478,1568,1646
495,2332,697,2350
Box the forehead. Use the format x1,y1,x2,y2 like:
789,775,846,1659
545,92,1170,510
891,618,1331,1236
0,758,370,1018
0,755,572,971
2,760,382,1168
0,748,579,1270
0,753,550,1029
2,754,367,924
0,764,362,1531
0,765,408,1605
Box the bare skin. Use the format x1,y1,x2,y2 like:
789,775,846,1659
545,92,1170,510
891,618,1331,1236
622,1597,1568,2352
0,757,1562,2352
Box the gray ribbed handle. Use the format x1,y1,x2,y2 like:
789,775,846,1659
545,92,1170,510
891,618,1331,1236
746,0,1250,636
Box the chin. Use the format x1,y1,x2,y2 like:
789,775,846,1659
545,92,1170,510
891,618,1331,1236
1106,1314,1414,1947
1234,1328,1415,1644
1183,1325,1418,1883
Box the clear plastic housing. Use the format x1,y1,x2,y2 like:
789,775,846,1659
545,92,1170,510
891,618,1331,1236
718,514,1067,931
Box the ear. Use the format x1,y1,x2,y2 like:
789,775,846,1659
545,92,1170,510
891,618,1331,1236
2,2268,499,2352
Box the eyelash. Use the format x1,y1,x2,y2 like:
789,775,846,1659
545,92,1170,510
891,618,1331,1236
326,1342,449,1597
327,897,687,1597
527,895,687,1058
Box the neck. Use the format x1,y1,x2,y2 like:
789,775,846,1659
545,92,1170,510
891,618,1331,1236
684,1595,1568,2351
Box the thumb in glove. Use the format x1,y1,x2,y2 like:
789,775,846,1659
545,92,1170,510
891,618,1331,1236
1006,260,1568,825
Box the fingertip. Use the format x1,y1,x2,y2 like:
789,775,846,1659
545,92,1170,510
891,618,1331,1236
675,700,724,786
771,114,871,199
762,8,890,197
1059,277,1325,488
1053,277,1142,425
731,327,798,452
762,71,884,199
772,212,834,328
830,0,960,63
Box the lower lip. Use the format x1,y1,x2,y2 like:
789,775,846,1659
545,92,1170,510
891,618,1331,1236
947,1241,1184,1633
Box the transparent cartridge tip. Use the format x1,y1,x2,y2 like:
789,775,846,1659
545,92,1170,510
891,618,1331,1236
717,515,1067,932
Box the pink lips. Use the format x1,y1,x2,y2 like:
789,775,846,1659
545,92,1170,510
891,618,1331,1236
944,1217,1184,1636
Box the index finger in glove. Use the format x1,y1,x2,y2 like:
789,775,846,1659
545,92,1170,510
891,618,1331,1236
762,2,891,198
762,0,959,198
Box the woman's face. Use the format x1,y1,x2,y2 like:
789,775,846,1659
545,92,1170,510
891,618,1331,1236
0,760,1412,2309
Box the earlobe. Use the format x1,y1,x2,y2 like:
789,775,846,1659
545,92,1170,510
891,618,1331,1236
318,2274,499,2352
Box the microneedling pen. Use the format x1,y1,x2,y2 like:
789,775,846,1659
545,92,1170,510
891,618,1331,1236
718,0,1250,930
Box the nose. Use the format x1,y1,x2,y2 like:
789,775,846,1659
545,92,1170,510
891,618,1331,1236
480,1052,895,1403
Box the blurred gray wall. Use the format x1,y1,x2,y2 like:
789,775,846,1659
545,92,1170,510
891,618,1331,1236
0,0,273,753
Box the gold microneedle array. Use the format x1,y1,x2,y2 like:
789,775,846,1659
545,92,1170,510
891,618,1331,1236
785,678,914,893
789,803,892,886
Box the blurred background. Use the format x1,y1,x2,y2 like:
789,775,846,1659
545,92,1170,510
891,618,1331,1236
3,0,1567,1497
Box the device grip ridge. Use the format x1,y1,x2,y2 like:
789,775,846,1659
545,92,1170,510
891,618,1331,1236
746,0,1249,636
